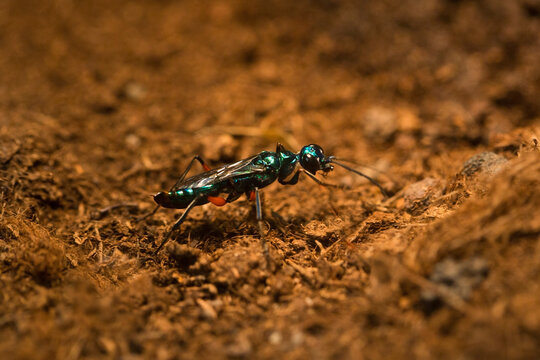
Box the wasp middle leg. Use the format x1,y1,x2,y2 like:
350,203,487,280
254,187,272,269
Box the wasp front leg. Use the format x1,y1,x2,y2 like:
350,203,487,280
300,169,350,190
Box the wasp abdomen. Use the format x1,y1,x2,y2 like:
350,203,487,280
154,189,200,209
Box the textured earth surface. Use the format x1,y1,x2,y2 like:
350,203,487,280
1,1,540,359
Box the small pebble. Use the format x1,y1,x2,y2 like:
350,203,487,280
226,335,252,358
197,298,217,320
461,152,508,177
125,134,141,149
268,331,282,345
119,81,146,101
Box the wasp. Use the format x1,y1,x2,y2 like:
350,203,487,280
140,144,387,263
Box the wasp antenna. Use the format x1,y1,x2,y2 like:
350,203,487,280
331,157,390,176
330,158,388,198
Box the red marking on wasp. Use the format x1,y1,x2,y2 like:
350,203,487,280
249,191,256,201
208,196,227,206
202,163,211,171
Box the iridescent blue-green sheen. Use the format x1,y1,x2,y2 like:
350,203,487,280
154,144,336,210
155,149,299,209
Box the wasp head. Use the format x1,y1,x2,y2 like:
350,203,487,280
299,144,334,175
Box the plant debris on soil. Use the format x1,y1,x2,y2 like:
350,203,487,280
1,1,540,359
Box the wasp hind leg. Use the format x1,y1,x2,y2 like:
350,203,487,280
153,194,203,254
136,155,210,222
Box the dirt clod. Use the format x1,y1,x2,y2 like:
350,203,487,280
402,177,442,215
461,152,508,177
421,257,489,315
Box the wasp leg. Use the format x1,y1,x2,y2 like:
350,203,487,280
248,191,256,201
154,194,203,254
300,169,349,190
207,196,227,206
171,155,210,189
135,203,161,223
255,187,271,269
137,155,209,222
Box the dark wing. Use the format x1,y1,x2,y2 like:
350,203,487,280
174,155,266,190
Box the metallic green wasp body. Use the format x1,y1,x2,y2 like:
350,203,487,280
143,143,387,258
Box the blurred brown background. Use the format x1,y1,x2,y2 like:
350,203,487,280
1,1,539,359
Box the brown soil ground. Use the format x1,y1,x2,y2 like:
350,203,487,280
1,1,540,359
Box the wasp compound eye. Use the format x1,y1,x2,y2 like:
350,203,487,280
299,144,325,174
301,153,320,174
